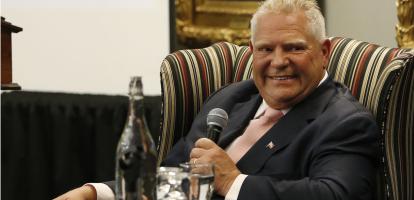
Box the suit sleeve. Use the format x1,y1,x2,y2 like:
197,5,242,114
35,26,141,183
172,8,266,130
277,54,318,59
161,138,192,167
161,83,236,167
238,112,379,200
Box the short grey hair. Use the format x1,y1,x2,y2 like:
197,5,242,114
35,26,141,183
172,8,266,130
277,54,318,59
250,0,326,42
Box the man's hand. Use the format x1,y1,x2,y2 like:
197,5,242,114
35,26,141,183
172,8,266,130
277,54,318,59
190,138,241,196
53,185,97,200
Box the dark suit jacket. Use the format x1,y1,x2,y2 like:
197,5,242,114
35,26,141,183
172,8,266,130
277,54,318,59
163,77,379,200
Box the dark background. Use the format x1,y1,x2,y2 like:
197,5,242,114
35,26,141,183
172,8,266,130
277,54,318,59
1,91,161,200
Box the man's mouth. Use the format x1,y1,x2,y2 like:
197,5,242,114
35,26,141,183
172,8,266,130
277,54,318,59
268,75,296,80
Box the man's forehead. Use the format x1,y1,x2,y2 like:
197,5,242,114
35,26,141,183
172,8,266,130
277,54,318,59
254,37,308,46
281,39,308,45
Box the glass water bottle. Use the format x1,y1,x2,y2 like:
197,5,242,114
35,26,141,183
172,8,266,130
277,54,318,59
115,76,157,200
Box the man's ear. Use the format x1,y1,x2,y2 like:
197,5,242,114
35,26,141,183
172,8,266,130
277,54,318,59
321,39,331,68
249,41,254,51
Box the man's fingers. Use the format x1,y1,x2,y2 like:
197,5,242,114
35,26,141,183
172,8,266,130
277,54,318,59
190,147,205,159
194,137,216,148
190,138,220,164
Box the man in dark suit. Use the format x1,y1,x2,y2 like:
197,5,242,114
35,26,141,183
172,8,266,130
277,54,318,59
55,0,378,199
164,78,378,200
163,0,378,199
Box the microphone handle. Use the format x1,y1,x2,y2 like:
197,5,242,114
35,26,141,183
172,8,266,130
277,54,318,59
207,125,222,143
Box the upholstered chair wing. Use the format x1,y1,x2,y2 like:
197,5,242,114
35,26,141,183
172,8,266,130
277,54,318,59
159,43,252,163
159,37,413,200
327,38,413,200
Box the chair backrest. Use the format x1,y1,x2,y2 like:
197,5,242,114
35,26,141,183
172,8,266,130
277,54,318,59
159,37,413,200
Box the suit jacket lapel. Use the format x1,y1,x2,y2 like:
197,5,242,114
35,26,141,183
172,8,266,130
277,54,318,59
236,78,337,174
217,93,262,149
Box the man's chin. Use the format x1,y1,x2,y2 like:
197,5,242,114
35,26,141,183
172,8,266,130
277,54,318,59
263,97,292,109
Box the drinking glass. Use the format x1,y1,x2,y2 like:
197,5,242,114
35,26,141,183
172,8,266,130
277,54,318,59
157,167,189,200
180,162,215,200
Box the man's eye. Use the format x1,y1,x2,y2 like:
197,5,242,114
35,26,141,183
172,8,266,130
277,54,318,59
257,47,273,52
286,45,306,52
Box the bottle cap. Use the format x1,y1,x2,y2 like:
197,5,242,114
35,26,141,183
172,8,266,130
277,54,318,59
129,76,143,96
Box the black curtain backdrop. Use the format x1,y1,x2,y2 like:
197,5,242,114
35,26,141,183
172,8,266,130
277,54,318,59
1,91,161,200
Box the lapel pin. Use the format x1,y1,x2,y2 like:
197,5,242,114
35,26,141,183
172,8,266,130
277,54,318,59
266,141,275,149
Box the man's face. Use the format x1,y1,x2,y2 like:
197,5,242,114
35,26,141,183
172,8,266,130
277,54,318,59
250,11,330,109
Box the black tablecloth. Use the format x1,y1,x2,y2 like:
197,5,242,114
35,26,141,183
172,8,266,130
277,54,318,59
1,91,161,200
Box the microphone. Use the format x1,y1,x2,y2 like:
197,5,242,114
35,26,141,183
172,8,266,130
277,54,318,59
207,108,229,143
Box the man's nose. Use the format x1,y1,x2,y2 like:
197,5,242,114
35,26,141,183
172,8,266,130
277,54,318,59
270,49,289,68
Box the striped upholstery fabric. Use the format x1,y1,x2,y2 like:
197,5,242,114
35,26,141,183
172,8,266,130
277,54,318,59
159,43,240,163
159,38,413,200
327,38,413,200
382,52,414,200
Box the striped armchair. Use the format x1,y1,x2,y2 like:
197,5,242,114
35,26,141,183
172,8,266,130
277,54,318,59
158,37,413,200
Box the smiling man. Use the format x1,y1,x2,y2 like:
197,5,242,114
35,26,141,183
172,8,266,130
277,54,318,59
163,0,379,200
250,7,330,110
55,0,379,200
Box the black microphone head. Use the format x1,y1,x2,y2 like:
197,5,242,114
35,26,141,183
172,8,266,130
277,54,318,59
207,108,228,129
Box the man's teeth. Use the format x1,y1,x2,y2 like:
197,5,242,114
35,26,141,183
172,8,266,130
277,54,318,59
270,76,292,80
